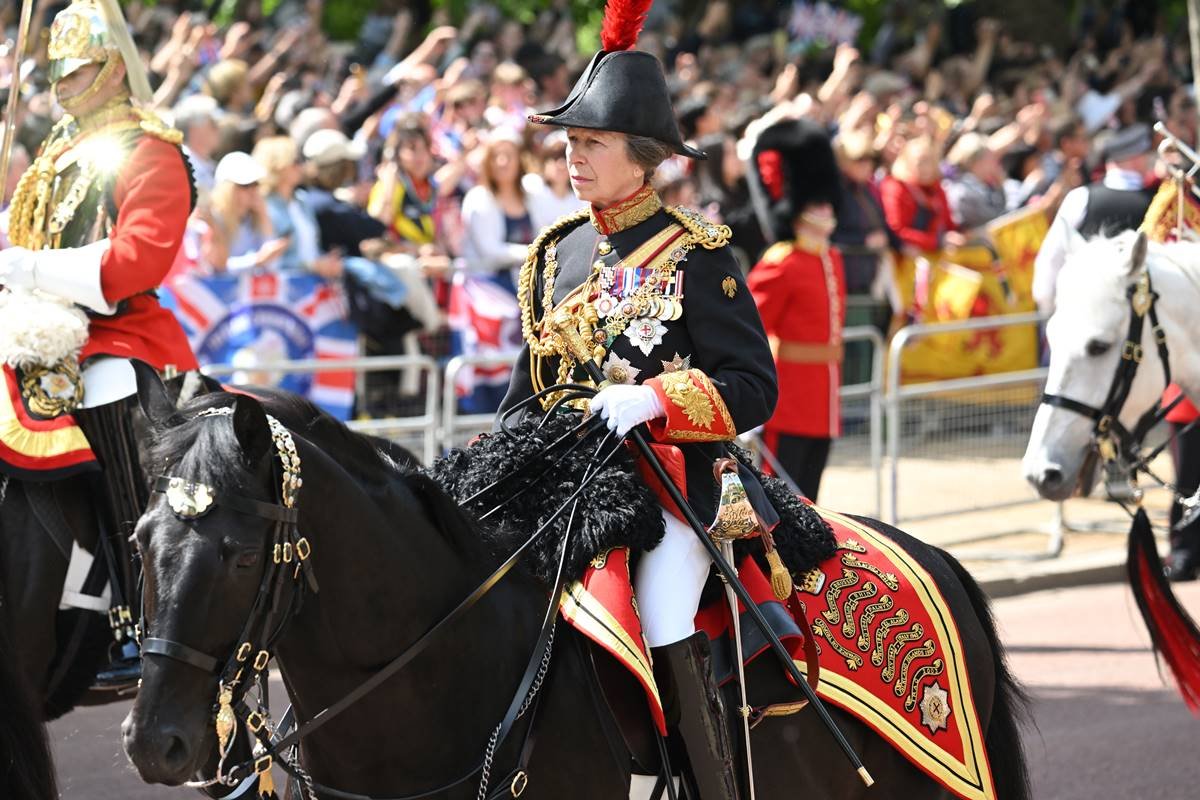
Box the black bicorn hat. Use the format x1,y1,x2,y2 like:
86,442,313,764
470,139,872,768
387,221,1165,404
747,118,841,242
527,1,704,159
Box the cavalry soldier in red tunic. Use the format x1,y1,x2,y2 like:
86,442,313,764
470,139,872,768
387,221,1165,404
746,120,847,501
501,6,777,797
0,0,197,686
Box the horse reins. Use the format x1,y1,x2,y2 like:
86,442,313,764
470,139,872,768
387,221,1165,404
140,392,631,800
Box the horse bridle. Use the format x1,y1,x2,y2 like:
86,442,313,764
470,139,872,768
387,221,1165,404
137,394,628,800
1040,266,1178,475
140,407,317,791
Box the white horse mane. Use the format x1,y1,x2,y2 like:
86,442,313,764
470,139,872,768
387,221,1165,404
1065,230,1200,285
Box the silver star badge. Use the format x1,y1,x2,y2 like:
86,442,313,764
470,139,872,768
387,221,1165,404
919,682,952,734
602,352,640,385
661,352,691,373
625,317,666,357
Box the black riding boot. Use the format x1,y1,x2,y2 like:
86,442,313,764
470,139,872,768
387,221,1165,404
74,393,148,689
653,632,741,800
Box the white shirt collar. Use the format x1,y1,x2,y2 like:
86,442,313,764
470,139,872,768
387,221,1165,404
1103,167,1145,191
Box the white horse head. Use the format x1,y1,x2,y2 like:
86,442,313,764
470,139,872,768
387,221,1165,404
1022,231,1199,500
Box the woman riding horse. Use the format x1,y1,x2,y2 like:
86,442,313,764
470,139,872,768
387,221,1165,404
498,7,782,797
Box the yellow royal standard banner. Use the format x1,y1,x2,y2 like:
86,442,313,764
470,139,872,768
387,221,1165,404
897,207,1046,383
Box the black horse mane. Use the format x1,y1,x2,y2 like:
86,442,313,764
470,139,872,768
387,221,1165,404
147,390,487,557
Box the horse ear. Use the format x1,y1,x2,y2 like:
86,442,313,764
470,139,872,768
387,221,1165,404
1130,231,1149,273
230,393,273,468
132,360,180,427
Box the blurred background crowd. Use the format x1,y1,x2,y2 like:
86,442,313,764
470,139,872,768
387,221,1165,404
0,0,1192,419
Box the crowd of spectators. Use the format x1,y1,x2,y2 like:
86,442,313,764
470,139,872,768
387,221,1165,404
0,0,1192,414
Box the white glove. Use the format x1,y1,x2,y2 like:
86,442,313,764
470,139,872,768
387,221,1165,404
0,240,116,313
0,246,37,290
589,383,665,437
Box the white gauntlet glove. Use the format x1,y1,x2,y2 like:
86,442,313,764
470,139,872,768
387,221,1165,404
0,246,37,290
589,383,665,437
0,240,116,314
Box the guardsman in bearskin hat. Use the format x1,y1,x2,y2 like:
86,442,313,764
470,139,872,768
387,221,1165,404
746,120,847,501
503,2,776,796
0,0,197,686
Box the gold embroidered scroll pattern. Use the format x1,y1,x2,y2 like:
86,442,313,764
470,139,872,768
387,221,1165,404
857,595,894,651
812,617,863,670
906,660,947,712
895,640,937,696
881,623,925,683
842,553,900,591
821,568,860,626
871,609,911,667
841,582,878,638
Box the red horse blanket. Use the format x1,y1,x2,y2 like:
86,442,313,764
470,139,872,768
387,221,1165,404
559,505,996,800
0,364,96,480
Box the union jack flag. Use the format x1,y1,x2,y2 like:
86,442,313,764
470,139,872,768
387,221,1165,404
161,272,359,420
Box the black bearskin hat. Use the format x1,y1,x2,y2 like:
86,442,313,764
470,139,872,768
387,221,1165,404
748,118,841,243
528,1,704,159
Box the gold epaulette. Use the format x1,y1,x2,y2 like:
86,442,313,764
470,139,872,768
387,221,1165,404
761,240,796,265
133,107,184,146
665,205,732,250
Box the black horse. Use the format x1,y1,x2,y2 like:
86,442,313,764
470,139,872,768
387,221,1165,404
0,589,58,800
122,382,1030,799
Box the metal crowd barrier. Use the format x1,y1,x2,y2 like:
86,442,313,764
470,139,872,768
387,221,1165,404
738,326,885,519
885,312,1047,527
201,355,442,466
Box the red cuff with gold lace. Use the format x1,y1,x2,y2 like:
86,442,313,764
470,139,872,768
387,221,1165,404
645,369,737,443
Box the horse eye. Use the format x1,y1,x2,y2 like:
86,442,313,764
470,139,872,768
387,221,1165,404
235,550,261,569
1086,340,1111,357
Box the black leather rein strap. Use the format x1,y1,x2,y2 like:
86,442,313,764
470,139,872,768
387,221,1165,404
141,636,221,673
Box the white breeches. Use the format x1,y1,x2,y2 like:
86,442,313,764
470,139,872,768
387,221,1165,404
635,509,713,648
80,357,137,408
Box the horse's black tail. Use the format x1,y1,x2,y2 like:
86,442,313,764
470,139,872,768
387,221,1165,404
0,604,59,799
937,548,1032,800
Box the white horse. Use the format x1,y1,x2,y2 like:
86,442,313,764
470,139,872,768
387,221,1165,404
1023,230,1200,711
1023,231,1200,498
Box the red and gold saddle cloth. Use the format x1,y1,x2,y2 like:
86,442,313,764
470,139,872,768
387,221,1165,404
559,505,996,800
0,364,96,480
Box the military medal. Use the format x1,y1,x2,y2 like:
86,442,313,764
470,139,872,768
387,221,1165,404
626,316,666,356
594,292,618,319
601,352,640,385
661,353,691,373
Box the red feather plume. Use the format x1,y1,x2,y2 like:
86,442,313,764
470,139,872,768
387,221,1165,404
600,0,653,52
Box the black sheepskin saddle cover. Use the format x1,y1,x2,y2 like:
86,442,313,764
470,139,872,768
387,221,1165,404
431,413,837,587
432,413,664,585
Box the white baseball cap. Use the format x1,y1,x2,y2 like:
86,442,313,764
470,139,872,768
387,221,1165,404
302,129,367,167
214,151,266,186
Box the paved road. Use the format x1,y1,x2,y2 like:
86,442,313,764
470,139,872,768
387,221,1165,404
48,581,1200,799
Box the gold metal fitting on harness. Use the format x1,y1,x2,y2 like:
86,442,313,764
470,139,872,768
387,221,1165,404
245,710,267,733
295,537,311,560
236,642,253,662
1122,342,1144,362
253,650,270,671
510,771,529,797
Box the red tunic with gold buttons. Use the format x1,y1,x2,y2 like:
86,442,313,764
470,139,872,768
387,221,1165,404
82,133,198,371
747,239,846,438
